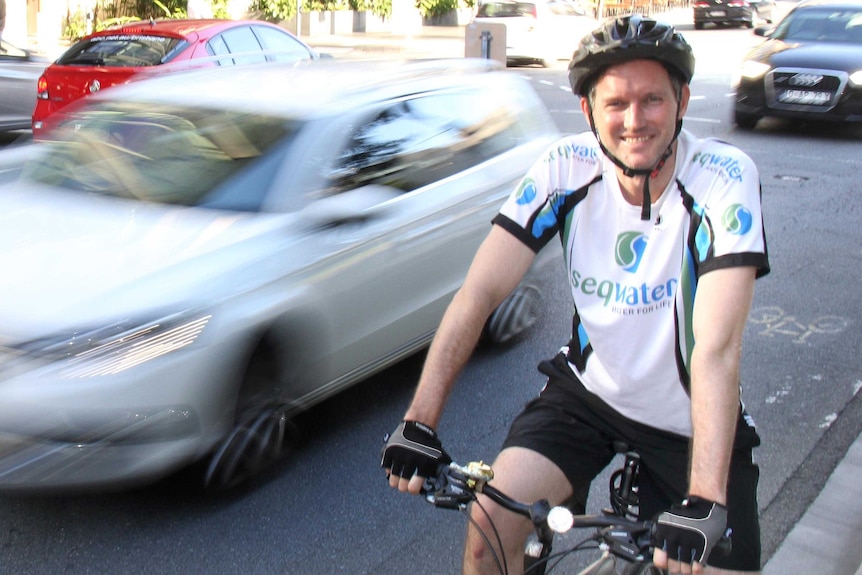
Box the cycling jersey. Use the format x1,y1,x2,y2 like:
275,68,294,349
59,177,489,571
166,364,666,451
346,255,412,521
494,129,770,436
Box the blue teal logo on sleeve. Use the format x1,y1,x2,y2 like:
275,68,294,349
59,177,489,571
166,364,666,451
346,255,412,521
515,179,537,205
721,204,753,235
614,231,648,273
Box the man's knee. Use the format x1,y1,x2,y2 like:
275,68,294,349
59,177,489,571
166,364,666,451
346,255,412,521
463,499,531,570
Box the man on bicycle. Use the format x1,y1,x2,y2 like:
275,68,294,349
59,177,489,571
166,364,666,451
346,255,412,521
382,14,769,575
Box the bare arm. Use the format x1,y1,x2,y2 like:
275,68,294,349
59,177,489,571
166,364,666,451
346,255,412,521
687,265,757,504
405,225,536,429
653,265,757,574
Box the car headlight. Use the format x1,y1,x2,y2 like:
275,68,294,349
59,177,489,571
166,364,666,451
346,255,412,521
849,70,862,87
10,312,212,379
739,60,772,81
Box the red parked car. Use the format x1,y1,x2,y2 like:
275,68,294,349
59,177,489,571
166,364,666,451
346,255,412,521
32,19,321,135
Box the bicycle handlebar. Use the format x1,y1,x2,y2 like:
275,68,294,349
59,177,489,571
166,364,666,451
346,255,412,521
422,461,656,562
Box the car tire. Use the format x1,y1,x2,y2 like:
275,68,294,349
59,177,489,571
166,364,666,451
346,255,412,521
484,283,541,344
734,109,760,129
202,341,298,491
694,21,704,30
745,15,755,27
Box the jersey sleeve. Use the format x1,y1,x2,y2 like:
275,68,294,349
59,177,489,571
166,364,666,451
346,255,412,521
684,139,770,279
494,134,601,253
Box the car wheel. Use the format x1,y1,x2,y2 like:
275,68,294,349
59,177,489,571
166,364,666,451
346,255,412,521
203,342,299,491
734,109,760,129
203,403,297,491
745,15,755,27
484,283,541,344
694,21,704,30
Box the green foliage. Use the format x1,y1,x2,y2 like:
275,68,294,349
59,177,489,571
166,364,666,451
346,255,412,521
249,0,296,20
62,10,89,42
351,0,392,18
250,0,392,19
98,16,143,29
414,0,472,18
210,0,232,18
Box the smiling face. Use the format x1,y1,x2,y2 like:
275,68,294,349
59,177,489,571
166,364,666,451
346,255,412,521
581,59,690,174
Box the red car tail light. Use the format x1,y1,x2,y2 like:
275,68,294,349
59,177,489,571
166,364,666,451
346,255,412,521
36,75,49,100
727,0,748,5
693,2,710,7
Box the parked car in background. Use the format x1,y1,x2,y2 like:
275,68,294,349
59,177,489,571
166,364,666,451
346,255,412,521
473,0,598,66
32,18,322,136
0,58,561,494
693,0,775,29
732,0,862,128
0,41,49,132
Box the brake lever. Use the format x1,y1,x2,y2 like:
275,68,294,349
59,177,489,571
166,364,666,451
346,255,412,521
422,465,475,510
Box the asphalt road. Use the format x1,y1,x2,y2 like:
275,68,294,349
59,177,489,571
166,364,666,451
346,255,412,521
0,16,860,574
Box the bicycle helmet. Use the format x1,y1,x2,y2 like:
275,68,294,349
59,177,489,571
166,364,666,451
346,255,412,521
568,14,695,97
567,14,695,221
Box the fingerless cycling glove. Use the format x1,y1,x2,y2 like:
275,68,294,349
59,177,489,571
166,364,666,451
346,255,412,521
381,420,451,479
653,496,728,564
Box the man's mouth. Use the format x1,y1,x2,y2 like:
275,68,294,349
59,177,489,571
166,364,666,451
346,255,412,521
623,135,652,144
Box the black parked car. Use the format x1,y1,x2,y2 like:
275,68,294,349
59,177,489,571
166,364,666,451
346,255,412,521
732,0,862,128
693,0,775,29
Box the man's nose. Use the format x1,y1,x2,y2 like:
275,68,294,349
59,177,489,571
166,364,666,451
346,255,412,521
625,104,646,128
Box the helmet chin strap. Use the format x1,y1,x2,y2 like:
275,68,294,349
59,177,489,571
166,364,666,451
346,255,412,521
588,107,683,221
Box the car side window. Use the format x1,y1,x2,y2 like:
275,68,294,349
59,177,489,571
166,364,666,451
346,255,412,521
206,35,234,65
330,90,522,194
220,26,267,65
252,26,313,61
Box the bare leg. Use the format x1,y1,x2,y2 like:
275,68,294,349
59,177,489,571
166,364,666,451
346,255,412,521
462,446,573,575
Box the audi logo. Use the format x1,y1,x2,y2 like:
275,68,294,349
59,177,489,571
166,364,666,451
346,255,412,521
789,73,823,87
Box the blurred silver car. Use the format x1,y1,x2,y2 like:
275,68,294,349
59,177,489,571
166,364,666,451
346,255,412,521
0,58,560,493
0,40,49,131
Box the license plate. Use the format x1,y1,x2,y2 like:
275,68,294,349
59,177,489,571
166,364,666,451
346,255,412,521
779,89,832,105
709,10,726,16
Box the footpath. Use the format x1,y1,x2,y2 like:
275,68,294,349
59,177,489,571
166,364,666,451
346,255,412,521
299,8,862,574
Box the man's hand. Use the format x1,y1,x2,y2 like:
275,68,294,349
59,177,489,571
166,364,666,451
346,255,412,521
381,421,451,494
652,496,729,572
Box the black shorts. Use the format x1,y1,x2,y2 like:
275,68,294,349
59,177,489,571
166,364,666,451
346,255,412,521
502,354,762,571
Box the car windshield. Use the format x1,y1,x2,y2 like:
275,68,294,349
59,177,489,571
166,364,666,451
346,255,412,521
773,8,862,43
22,102,298,210
57,34,188,67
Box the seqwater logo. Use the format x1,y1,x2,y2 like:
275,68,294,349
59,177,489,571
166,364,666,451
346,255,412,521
692,152,744,182
515,178,537,205
546,141,599,164
721,203,753,235
614,231,648,273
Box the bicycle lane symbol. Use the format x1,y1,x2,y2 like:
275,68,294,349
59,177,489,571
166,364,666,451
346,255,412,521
748,306,850,344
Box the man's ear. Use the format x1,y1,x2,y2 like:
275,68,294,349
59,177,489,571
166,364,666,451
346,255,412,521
678,83,691,120
580,96,593,129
